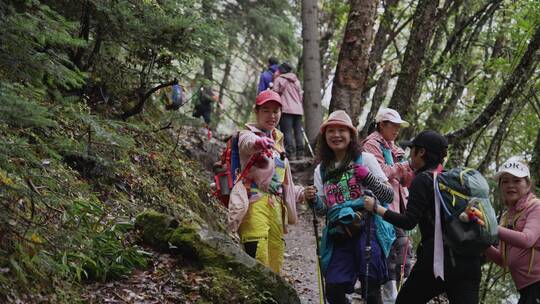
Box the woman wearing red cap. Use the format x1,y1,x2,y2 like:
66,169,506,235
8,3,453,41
362,108,414,302
485,158,540,304
229,90,304,274
304,110,395,304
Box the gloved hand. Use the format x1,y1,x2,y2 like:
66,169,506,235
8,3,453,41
353,164,370,180
254,136,275,151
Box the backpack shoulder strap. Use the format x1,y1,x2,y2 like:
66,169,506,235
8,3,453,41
379,142,394,165
354,154,363,166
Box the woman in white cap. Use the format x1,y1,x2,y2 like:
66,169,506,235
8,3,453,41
304,110,395,304
362,108,415,303
485,158,540,304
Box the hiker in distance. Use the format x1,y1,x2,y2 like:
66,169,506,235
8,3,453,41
304,110,396,304
362,108,414,303
257,57,279,93
192,75,218,129
364,130,482,304
272,62,304,160
228,90,304,274
485,159,540,304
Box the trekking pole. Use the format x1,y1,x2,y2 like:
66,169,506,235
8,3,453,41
309,198,327,304
363,191,375,303
301,127,315,158
398,236,411,291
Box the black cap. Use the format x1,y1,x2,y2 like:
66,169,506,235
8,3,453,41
278,62,293,74
402,130,448,158
268,57,279,66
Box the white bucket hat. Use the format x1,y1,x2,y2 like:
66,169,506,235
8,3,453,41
494,158,530,181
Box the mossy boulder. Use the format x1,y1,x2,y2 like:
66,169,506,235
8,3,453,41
135,210,300,304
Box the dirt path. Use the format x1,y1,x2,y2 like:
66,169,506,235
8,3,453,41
282,206,324,304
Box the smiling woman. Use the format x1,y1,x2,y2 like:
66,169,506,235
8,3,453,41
229,90,306,275
485,159,540,304
303,110,396,304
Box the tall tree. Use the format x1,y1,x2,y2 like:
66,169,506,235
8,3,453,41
531,128,540,189
328,0,381,125
302,0,324,143
446,25,540,144
387,0,440,115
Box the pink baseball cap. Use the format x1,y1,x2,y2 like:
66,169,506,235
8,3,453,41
255,90,283,107
320,110,358,135
375,108,410,127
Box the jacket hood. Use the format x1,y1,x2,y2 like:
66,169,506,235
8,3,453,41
244,123,284,143
279,73,299,82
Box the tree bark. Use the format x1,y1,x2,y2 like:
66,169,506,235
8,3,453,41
121,81,176,120
531,129,540,189
329,0,381,125
360,63,392,138
302,0,324,143
446,25,540,144
477,101,515,173
367,0,400,78
387,0,440,115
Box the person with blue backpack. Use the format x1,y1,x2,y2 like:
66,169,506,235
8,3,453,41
257,57,279,93
304,110,396,304
364,130,483,304
165,78,185,110
362,108,414,303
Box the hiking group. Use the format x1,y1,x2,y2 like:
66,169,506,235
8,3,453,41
214,58,540,304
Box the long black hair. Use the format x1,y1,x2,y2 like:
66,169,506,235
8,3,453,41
316,128,362,183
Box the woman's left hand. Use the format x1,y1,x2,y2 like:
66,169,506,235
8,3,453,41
364,196,375,212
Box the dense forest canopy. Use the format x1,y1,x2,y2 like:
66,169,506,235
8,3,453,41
1,0,539,303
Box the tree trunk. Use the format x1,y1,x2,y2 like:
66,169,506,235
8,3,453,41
121,81,176,120
301,0,324,143
477,101,515,173
387,0,440,114
329,0,381,126
359,63,392,138
531,129,540,189
446,25,540,144
367,0,400,78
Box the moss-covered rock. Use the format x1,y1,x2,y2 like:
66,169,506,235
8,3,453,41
135,210,301,304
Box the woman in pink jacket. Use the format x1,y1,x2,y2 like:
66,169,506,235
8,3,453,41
362,108,415,303
486,158,540,304
272,62,304,160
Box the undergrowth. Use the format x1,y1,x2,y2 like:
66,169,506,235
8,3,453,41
0,96,225,302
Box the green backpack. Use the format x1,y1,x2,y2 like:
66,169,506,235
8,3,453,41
434,167,498,256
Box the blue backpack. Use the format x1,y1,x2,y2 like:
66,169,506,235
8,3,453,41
171,84,184,108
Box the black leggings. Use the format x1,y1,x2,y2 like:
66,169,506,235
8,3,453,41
518,280,540,304
395,264,480,304
326,281,382,304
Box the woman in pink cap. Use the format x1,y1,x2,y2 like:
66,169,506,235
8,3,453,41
229,90,304,274
362,108,415,303
485,158,540,303
304,110,395,304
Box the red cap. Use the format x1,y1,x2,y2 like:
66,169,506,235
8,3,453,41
255,90,282,107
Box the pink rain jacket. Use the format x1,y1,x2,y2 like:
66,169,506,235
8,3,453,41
272,73,303,115
486,193,540,290
362,131,414,212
